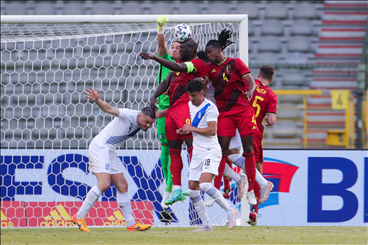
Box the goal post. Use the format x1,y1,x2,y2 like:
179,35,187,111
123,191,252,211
1,14,250,228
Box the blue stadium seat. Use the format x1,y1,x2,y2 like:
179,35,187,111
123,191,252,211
4,1,28,15
176,1,202,14
206,1,231,14
62,1,85,15
288,36,311,52
293,2,317,19
91,1,114,15
34,2,56,15
290,19,314,36
236,2,259,19
261,19,284,36
265,3,288,19
120,1,143,15
148,1,174,14
258,36,282,53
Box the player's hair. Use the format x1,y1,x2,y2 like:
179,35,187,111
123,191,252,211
197,51,210,63
141,107,156,119
205,28,234,51
259,65,275,81
186,79,204,93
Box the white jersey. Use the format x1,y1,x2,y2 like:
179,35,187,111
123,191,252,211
188,98,220,151
92,108,141,149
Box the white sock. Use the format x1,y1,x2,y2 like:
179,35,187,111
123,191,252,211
117,192,136,227
200,182,232,214
162,191,171,202
228,154,245,169
256,169,268,188
77,185,102,219
223,163,241,183
173,185,182,191
188,189,210,226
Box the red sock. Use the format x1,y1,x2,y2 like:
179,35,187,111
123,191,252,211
169,149,183,186
252,182,261,213
243,151,256,192
188,146,193,162
214,155,227,190
224,159,232,190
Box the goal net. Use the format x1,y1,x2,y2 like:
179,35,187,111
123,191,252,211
1,15,249,228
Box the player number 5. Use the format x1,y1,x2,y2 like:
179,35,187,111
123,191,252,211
252,96,264,118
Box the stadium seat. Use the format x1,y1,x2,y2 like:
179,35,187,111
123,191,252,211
91,1,114,15
236,2,259,19
261,19,284,36
149,1,174,14
293,2,316,19
4,1,28,15
290,19,314,36
258,36,282,53
283,52,311,65
288,36,311,52
265,3,288,19
251,52,280,65
282,71,306,86
34,2,56,15
206,1,231,14
176,1,201,14
62,1,86,15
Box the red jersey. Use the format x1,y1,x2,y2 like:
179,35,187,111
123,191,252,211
204,57,252,113
251,79,277,135
168,58,206,109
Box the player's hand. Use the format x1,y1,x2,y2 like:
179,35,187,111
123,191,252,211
194,77,204,82
182,123,192,133
150,97,158,111
85,87,100,102
176,128,183,134
245,90,253,101
140,52,154,60
157,15,168,28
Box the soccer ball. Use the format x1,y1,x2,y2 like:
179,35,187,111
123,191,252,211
173,24,192,42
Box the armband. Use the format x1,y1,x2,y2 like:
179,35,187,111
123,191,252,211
184,62,195,73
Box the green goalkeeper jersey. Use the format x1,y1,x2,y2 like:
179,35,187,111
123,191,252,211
157,53,174,108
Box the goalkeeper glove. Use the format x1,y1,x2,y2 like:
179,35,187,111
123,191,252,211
157,15,168,34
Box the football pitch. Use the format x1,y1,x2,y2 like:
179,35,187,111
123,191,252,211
1,226,366,244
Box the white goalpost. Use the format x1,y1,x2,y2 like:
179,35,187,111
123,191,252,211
0,15,250,228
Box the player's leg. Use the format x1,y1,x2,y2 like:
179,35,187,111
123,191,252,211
188,154,213,231
111,173,151,231
72,172,109,232
72,143,110,232
222,152,247,199
240,135,257,205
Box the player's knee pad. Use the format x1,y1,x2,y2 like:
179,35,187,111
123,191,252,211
228,153,241,163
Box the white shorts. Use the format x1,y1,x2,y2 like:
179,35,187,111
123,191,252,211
229,128,242,150
188,147,222,182
88,140,124,175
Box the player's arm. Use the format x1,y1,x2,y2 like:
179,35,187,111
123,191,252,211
140,53,189,72
243,73,256,101
85,87,119,117
266,113,276,126
150,72,172,109
157,15,169,56
180,121,217,136
156,109,168,118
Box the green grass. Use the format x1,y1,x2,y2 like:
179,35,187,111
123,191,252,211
1,226,366,244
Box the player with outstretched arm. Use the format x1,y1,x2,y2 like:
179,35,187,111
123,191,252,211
71,87,166,232
177,79,237,231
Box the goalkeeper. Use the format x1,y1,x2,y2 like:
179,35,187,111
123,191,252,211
156,15,181,209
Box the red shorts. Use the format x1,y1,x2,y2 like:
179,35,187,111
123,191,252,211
217,107,257,138
165,103,192,143
253,128,263,163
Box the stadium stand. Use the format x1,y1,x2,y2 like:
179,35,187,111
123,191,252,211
1,0,366,149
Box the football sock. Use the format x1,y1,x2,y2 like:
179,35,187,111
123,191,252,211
77,185,102,219
214,155,227,190
169,148,183,186
223,162,241,183
228,153,245,169
256,168,268,189
173,185,182,191
200,182,232,213
188,189,210,226
243,151,256,192
224,160,232,190
161,145,173,192
253,182,260,213
117,192,136,227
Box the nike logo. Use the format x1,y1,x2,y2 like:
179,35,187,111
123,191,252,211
131,226,141,230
